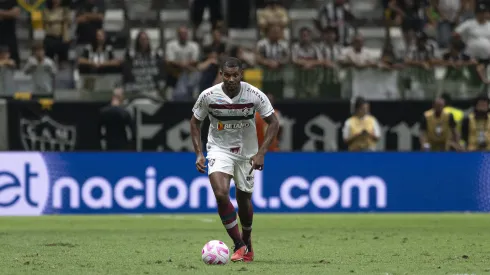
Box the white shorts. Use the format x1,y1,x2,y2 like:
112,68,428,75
207,154,254,193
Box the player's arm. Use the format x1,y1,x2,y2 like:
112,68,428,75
258,113,280,156
190,115,203,155
190,94,209,173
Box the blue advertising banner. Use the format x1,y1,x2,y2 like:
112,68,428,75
0,152,488,216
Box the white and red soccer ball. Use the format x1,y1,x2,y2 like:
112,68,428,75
201,240,230,265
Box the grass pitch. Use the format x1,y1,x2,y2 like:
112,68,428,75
0,214,489,275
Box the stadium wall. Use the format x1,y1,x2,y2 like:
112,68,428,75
0,152,488,216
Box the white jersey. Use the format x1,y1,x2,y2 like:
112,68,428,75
192,82,274,160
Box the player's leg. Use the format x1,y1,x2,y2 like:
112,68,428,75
236,188,254,262
234,159,255,262
207,157,245,251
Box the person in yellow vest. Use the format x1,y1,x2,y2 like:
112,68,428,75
461,94,490,151
342,97,381,151
441,93,464,146
419,97,461,151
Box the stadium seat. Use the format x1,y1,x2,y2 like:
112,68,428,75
104,9,125,32
228,29,258,49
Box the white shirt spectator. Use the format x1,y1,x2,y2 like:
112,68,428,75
23,56,57,94
454,19,490,44
165,39,200,63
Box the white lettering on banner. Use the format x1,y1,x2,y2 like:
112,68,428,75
158,177,188,209
114,177,144,209
82,177,112,209
279,175,387,209
0,153,49,216
1,155,387,213
278,116,296,151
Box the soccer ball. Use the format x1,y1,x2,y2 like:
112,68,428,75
201,240,230,265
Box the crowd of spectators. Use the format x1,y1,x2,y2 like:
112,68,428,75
0,0,489,101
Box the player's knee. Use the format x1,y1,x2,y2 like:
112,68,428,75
214,190,229,204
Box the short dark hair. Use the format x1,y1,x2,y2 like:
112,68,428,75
441,92,452,105
31,41,44,52
354,97,367,111
220,57,242,71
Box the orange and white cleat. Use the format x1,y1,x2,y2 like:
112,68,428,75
231,245,248,262
243,251,254,262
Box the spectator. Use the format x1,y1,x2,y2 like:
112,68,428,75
24,42,57,94
433,0,462,48
0,0,20,66
403,32,438,99
78,29,121,74
190,0,223,35
202,28,227,57
388,0,428,47
197,51,219,92
76,0,105,45
464,37,490,96
419,96,461,151
256,24,289,100
43,0,72,65
0,45,16,95
441,38,475,98
339,34,379,99
461,93,490,151
257,0,288,36
165,26,200,101
124,30,164,94
342,97,381,151
291,27,323,98
99,87,135,151
377,42,404,99
318,26,343,98
454,2,490,45
315,0,355,46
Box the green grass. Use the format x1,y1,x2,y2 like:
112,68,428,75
0,214,489,275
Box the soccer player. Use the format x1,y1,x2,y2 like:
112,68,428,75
190,57,280,262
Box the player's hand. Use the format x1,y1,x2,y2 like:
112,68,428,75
249,153,265,175
195,154,206,173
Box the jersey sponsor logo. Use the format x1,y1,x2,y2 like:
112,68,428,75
217,122,251,131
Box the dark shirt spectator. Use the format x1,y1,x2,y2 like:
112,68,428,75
99,88,135,151
76,0,105,45
43,0,71,64
315,0,354,46
78,29,121,74
0,0,20,66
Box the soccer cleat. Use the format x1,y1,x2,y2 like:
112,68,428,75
231,245,248,262
243,251,254,262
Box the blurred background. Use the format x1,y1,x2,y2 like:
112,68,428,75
0,0,490,153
